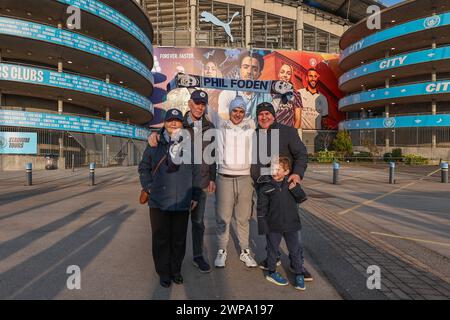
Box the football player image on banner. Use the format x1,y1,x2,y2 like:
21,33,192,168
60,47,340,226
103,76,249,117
217,51,272,120
271,64,303,129
195,49,225,111
298,68,329,130
259,50,344,130
150,47,344,130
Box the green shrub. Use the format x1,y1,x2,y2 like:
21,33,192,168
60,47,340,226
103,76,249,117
403,154,429,165
383,152,393,162
392,148,402,158
332,131,353,156
308,153,318,163
384,148,403,162
317,151,336,163
352,151,373,162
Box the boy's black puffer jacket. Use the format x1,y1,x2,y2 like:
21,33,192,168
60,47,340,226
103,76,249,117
257,177,307,235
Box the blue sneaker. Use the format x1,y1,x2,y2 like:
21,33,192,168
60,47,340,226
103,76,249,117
193,256,212,273
266,272,289,286
295,275,306,291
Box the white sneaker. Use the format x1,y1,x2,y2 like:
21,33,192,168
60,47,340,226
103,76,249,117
215,249,227,268
240,249,258,268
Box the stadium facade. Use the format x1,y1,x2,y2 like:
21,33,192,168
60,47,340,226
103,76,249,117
339,0,450,160
0,0,154,170
141,0,354,53
140,0,382,153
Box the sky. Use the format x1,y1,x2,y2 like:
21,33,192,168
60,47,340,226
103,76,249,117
379,0,405,6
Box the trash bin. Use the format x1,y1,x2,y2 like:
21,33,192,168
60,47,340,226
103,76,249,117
45,154,58,170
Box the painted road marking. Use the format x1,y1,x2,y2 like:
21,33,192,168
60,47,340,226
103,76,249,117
370,232,450,248
312,170,365,172
337,167,441,216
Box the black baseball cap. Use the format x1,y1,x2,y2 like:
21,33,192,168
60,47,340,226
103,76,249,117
190,90,209,105
164,108,183,122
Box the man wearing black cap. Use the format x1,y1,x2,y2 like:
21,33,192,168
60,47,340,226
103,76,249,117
251,102,313,282
148,89,216,273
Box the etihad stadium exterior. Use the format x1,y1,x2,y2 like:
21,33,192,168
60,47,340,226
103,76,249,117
0,0,154,169
339,0,450,160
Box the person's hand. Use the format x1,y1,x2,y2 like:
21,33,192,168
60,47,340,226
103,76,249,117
190,200,198,211
288,174,301,189
148,132,160,147
170,128,182,140
207,181,216,194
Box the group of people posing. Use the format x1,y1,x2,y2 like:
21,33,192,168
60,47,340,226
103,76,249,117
138,86,311,291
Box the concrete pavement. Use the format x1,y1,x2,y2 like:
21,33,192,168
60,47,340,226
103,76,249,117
301,163,450,300
0,167,340,300
1,164,449,300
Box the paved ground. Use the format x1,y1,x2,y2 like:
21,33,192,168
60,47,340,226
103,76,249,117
302,163,450,300
0,164,449,300
0,167,339,300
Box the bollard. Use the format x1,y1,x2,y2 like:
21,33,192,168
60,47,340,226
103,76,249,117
89,162,96,186
26,163,32,186
389,162,396,184
441,162,448,184
333,162,340,185
72,154,75,172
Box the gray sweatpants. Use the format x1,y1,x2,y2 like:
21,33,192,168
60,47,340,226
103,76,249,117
215,174,254,251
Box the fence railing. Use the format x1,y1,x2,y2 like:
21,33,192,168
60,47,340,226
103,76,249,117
307,156,446,165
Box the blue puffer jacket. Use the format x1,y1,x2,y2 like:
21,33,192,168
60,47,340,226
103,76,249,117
138,130,201,212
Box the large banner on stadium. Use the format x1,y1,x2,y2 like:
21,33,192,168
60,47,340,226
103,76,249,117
150,47,344,130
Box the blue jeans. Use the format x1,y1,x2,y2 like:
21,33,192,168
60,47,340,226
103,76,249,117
191,189,208,258
266,230,305,267
267,231,305,274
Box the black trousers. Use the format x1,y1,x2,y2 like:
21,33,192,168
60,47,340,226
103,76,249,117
149,208,190,278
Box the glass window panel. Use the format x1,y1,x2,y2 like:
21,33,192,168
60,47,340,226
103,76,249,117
281,18,296,50
251,10,266,49
317,29,329,53
266,13,281,49
329,35,340,54
303,24,315,51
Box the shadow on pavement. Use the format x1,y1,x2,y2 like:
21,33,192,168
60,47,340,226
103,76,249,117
0,173,137,222
0,205,135,299
0,202,102,262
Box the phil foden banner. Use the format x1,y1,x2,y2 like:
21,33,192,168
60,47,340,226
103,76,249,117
167,73,294,96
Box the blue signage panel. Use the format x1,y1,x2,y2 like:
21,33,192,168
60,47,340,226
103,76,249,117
339,46,450,86
0,63,152,112
0,110,150,140
339,80,450,109
0,132,37,154
56,0,153,53
341,114,450,130
0,17,153,83
341,12,450,62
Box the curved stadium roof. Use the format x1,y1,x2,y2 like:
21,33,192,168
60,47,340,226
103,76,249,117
267,0,385,24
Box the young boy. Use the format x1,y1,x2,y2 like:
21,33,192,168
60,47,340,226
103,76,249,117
257,155,308,290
